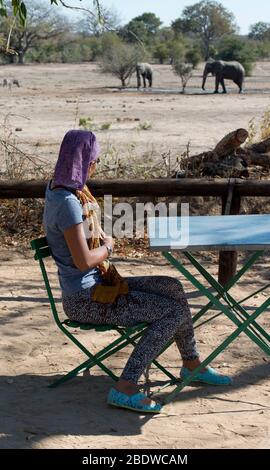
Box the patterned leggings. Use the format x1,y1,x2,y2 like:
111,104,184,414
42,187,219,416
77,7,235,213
62,276,199,384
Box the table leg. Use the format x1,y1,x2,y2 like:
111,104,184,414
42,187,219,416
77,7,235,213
163,295,270,404
183,251,270,347
192,251,263,323
164,252,270,354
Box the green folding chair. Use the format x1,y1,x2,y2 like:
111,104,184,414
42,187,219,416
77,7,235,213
30,236,177,388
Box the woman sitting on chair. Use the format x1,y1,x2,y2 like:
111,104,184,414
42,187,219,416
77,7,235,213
43,129,232,414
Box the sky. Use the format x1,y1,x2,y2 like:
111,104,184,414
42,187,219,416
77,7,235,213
64,0,270,34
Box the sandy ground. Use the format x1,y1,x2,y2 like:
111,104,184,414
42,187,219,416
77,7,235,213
0,248,269,449
1,62,270,165
0,62,270,449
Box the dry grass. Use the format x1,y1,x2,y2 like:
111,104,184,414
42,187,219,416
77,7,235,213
0,115,52,247
1,107,270,250
247,107,270,143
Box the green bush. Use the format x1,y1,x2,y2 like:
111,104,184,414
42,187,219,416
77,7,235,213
172,61,194,92
254,40,270,59
79,117,97,131
216,36,258,76
153,43,170,64
168,39,186,63
99,41,142,87
185,46,203,67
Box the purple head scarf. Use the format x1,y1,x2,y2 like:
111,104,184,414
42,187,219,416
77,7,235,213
53,130,99,190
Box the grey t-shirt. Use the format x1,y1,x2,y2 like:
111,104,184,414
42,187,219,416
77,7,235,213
43,180,102,296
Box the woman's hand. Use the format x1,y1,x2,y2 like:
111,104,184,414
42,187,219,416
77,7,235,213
99,230,115,251
102,236,115,251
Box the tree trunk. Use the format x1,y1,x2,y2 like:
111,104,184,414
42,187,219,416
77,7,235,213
18,52,25,64
204,39,210,61
214,128,248,158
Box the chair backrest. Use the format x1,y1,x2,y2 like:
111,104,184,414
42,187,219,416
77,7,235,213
30,237,114,332
30,236,52,260
30,236,62,326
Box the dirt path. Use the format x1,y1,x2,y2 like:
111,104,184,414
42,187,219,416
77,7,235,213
0,248,269,449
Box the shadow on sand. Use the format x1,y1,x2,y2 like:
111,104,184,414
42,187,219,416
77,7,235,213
0,361,269,448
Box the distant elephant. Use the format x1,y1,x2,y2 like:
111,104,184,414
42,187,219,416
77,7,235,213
136,63,153,89
202,60,245,94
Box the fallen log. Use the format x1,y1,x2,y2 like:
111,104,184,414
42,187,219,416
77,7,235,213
248,136,270,154
237,149,270,169
184,128,270,176
185,128,249,172
202,155,249,178
214,128,248,158
185,151,215,172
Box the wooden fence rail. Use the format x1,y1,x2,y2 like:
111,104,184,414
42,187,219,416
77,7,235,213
1,178,270,198
1,178,270,285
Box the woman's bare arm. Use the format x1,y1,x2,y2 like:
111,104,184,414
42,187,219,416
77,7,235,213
63,223,114,272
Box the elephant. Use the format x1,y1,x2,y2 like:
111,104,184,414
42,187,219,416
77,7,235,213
202,60,245,94
136,63,153,89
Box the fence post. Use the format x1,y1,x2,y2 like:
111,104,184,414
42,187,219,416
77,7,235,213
218,179,241,286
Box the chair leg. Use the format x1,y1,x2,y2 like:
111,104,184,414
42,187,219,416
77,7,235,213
49,327,147,388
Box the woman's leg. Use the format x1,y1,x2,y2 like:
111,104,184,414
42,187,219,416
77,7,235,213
126,276,199,366
63,282,231,405
119,296,198,384
63,285,199,385
126,275,187,303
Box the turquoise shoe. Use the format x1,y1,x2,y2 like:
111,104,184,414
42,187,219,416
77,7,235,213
107,388,162,413
180,366,233,386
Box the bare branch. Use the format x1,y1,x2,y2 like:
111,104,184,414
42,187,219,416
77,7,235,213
58,0,99,21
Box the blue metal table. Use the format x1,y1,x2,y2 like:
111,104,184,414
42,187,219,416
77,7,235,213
148,214,270,404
